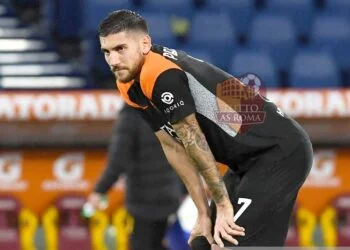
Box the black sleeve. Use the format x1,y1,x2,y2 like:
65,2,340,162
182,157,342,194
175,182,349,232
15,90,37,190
151,68,196,123
94,105,137,194
135,105,169,132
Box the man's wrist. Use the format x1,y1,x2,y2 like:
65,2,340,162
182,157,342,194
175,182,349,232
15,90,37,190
198,210,210,217
197,204,211,217
216,198,232,209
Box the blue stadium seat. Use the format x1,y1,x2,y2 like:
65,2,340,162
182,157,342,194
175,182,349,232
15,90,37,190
141,0,193,17
311,14,350,70
249,14,297,71
230,49,279,88
266,0,313,38
324,0,350,20
188,12,236,70
84,0,132,35
139,13,177,47
290,50,340,88
204,0,255,36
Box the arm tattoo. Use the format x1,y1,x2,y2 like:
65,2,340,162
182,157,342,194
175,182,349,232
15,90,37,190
173,114,229,204
174,120,210,151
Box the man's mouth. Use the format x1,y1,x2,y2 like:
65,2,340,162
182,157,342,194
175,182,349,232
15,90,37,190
114,68,127,72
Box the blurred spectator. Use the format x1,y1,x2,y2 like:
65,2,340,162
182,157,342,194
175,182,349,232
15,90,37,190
88,104,183,250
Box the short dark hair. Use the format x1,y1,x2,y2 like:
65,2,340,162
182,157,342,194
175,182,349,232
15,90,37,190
98,10,148,37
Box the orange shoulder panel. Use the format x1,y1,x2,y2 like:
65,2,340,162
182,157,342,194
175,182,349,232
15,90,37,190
140,51,181,100
116,80,147,109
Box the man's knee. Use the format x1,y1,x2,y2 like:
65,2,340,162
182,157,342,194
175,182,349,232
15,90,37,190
190,236,211,250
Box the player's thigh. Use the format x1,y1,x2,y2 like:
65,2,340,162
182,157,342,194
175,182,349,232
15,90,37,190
229,141,313,246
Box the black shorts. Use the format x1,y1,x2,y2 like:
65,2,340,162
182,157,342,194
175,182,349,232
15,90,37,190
191,139,313,249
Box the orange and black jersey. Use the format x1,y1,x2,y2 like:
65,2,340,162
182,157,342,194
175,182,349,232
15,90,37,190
117,45,310,173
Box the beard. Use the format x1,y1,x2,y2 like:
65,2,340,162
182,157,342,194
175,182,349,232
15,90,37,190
114,69,133,83
113,58,144,83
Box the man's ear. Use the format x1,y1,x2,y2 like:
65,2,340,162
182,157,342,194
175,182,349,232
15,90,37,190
141,34,152,54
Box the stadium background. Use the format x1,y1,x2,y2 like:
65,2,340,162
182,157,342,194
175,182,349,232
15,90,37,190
0,0,349,249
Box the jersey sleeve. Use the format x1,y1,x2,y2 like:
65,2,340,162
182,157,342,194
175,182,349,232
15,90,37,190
134,106,166,132
150,68,196,123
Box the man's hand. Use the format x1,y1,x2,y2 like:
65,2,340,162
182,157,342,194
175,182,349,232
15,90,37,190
188,215,214,246
214,203,245,247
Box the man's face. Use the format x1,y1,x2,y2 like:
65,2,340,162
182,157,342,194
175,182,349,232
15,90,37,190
100,31,148,83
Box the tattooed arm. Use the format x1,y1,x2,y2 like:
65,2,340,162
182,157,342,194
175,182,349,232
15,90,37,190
156,114,245,247
172,113,231,207
172,113,245,247
155,129,210,217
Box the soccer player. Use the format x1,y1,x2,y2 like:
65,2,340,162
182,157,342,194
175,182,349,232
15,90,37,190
98,10,313,248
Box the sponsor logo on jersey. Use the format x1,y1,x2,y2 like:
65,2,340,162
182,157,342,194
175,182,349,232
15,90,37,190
161,92,174,104
162,47,178,61
164,101,185,114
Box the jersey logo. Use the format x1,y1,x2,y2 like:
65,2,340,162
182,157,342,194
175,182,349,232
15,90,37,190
161,92,174,104
162,47,178,61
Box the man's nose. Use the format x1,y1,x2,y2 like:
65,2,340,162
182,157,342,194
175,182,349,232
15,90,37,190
109,52,120,66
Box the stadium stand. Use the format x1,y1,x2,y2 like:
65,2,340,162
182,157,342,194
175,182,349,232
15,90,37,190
2,0,349,88
42,0,84,40
141,0,193,18
265,0,314,41
249,13,297,73
229,49,279,88
188,11,236,70
290,49,341,88
0,0,88,89
139,12,178,47
311,13,350,71
324,0,350,20
204,0,255,40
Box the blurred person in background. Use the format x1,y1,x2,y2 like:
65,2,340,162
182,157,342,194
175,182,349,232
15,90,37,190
98,10,313,249
88,104,183,250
